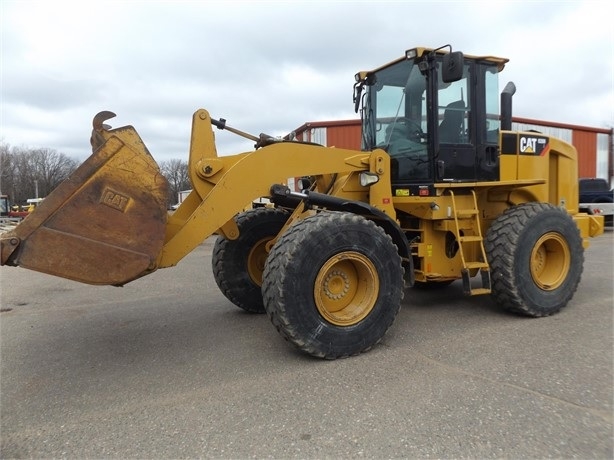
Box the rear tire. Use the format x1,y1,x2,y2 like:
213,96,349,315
262,212,404,359
485,203,584,317
212,207,289,313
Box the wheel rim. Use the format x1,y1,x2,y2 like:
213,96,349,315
247,237,271,286
314,251,379,326
530,232,570,290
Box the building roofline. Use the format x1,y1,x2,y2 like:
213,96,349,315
511,117,612,134
291,119,360,133
291,117,612,135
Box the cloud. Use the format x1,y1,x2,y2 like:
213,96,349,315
2,0,612,163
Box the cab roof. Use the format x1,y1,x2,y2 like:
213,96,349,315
357,46,509,78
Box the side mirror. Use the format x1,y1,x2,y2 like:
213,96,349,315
353,82,363,113
442,51,464,83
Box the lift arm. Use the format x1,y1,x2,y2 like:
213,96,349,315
0,109,384,285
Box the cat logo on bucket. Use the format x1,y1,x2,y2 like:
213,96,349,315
101,188,130,212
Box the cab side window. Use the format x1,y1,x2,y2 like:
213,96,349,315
438,64,470,144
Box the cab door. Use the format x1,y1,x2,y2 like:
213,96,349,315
434,62,477,182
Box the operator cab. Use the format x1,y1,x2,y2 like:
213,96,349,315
354,46,508,195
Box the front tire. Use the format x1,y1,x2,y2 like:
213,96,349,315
485,203,584,317
212,207,289,313
262,212,404,359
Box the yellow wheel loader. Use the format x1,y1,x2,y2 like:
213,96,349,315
1,45,604,359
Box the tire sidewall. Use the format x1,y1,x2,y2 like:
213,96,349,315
212,208,288,312
506,207,583,313
221,213,284,286
274,214,403,356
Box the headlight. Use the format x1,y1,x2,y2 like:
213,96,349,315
360,172,379,187
405,48,417,59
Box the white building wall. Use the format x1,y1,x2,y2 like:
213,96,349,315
511,122,573,144
595,133,611,183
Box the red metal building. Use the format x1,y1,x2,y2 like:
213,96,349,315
289,117,613,183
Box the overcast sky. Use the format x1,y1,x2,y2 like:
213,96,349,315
1,0,613,164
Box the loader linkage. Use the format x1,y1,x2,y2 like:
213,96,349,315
1,109,389,287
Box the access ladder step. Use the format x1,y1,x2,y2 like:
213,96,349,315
456,209,479,218
461,268,491,295
468,288,491,296
458,235,483,243
464,261,489,270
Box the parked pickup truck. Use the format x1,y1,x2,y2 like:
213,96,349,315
579,178,613,226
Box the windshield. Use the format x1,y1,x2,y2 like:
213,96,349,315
361,58,429,180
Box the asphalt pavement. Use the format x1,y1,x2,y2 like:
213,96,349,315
1,230,612,459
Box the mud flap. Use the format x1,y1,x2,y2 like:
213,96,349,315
1,129,169,285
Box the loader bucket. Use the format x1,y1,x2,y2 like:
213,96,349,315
1,121,169,285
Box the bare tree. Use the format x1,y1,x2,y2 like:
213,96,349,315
0,142,78,204
29,148,78,197
0,143,15,197
160,159,191,206
1,141,193,209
